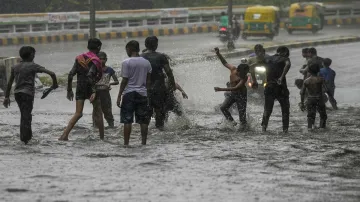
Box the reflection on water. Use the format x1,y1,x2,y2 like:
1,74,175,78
1,38,360,201
0,106,359,201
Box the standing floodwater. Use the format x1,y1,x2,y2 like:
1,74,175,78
1,41,360,201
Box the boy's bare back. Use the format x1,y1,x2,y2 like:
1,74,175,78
304,76,324,98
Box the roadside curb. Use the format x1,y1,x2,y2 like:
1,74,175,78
0,25,219,47
173,36,360,65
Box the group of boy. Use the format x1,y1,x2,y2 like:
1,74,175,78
214,44,337,132
299,47,337,129
3,37,188,145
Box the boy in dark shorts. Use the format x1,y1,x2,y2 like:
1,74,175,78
92,51,119,128
300,63,327,130
59,38,104,141
3,46,58,144
117,40,152,146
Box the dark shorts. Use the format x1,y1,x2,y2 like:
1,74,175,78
165,92,177,111
149,89,166,109
120,91,151,124
76,84,93,100
165,92,182,116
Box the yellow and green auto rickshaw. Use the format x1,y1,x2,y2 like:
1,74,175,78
287,2,325,34
242,6,280,40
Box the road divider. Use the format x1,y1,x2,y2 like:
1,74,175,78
0,16,360,46
0,25,218,46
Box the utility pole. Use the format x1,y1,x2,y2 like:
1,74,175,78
89,0,96,38
227,0,235,50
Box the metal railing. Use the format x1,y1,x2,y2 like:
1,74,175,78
0,3,359,35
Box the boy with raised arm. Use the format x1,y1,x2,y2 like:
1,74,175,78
213,47,249,129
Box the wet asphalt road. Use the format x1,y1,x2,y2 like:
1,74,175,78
0,28,360,202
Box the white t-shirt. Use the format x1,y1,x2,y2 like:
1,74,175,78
121,57,152,96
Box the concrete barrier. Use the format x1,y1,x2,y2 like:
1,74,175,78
0,57,21,94
0,57,44,96
0,25,219,46
1,16,360,47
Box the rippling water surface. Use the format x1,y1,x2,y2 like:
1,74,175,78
1,40,360,201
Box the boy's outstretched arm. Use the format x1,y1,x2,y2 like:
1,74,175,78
67,62,77,101
175,83,188,99
279,60,291,84
42,69,58,89
214,47,236,71
3,69,15,108
300,83,306,111
110,73,120,86
214,79,246,92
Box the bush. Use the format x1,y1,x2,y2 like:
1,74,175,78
39,75,67,86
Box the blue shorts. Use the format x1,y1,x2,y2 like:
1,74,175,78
120,92,151,124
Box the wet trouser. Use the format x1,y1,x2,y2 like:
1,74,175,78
15,93,34,144
261,84,290,131
98,90,114,126
165,93,183,121
149,85,167,128
325,84,337,109
220,91,247,125
93,90,114,127
307,97,327,129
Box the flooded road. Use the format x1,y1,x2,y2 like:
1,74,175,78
0,25,359,75
1,41,360,201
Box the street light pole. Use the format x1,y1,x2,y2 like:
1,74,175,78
227,0,235,50
89,0,96,38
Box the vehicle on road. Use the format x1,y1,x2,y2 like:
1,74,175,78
286,2,325,34
219,27,230,43
242,6,280,41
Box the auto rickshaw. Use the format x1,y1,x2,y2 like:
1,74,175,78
242,6,280,40
287,2,325,34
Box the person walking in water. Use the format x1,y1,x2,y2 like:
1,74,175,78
59,38,104,141
3,46,58,144
92,51,119,129
141,36,176,130
320,58,338,110
249,46,291,133
213,47,249,130
117,40,152,145
300,63,327,130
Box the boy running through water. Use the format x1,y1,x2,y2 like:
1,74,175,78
214,47,249,129
59,38,104,141
117,40,152,146
141,36,176,130
300,63,327,130
92,52,119,128
3,46,58,144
